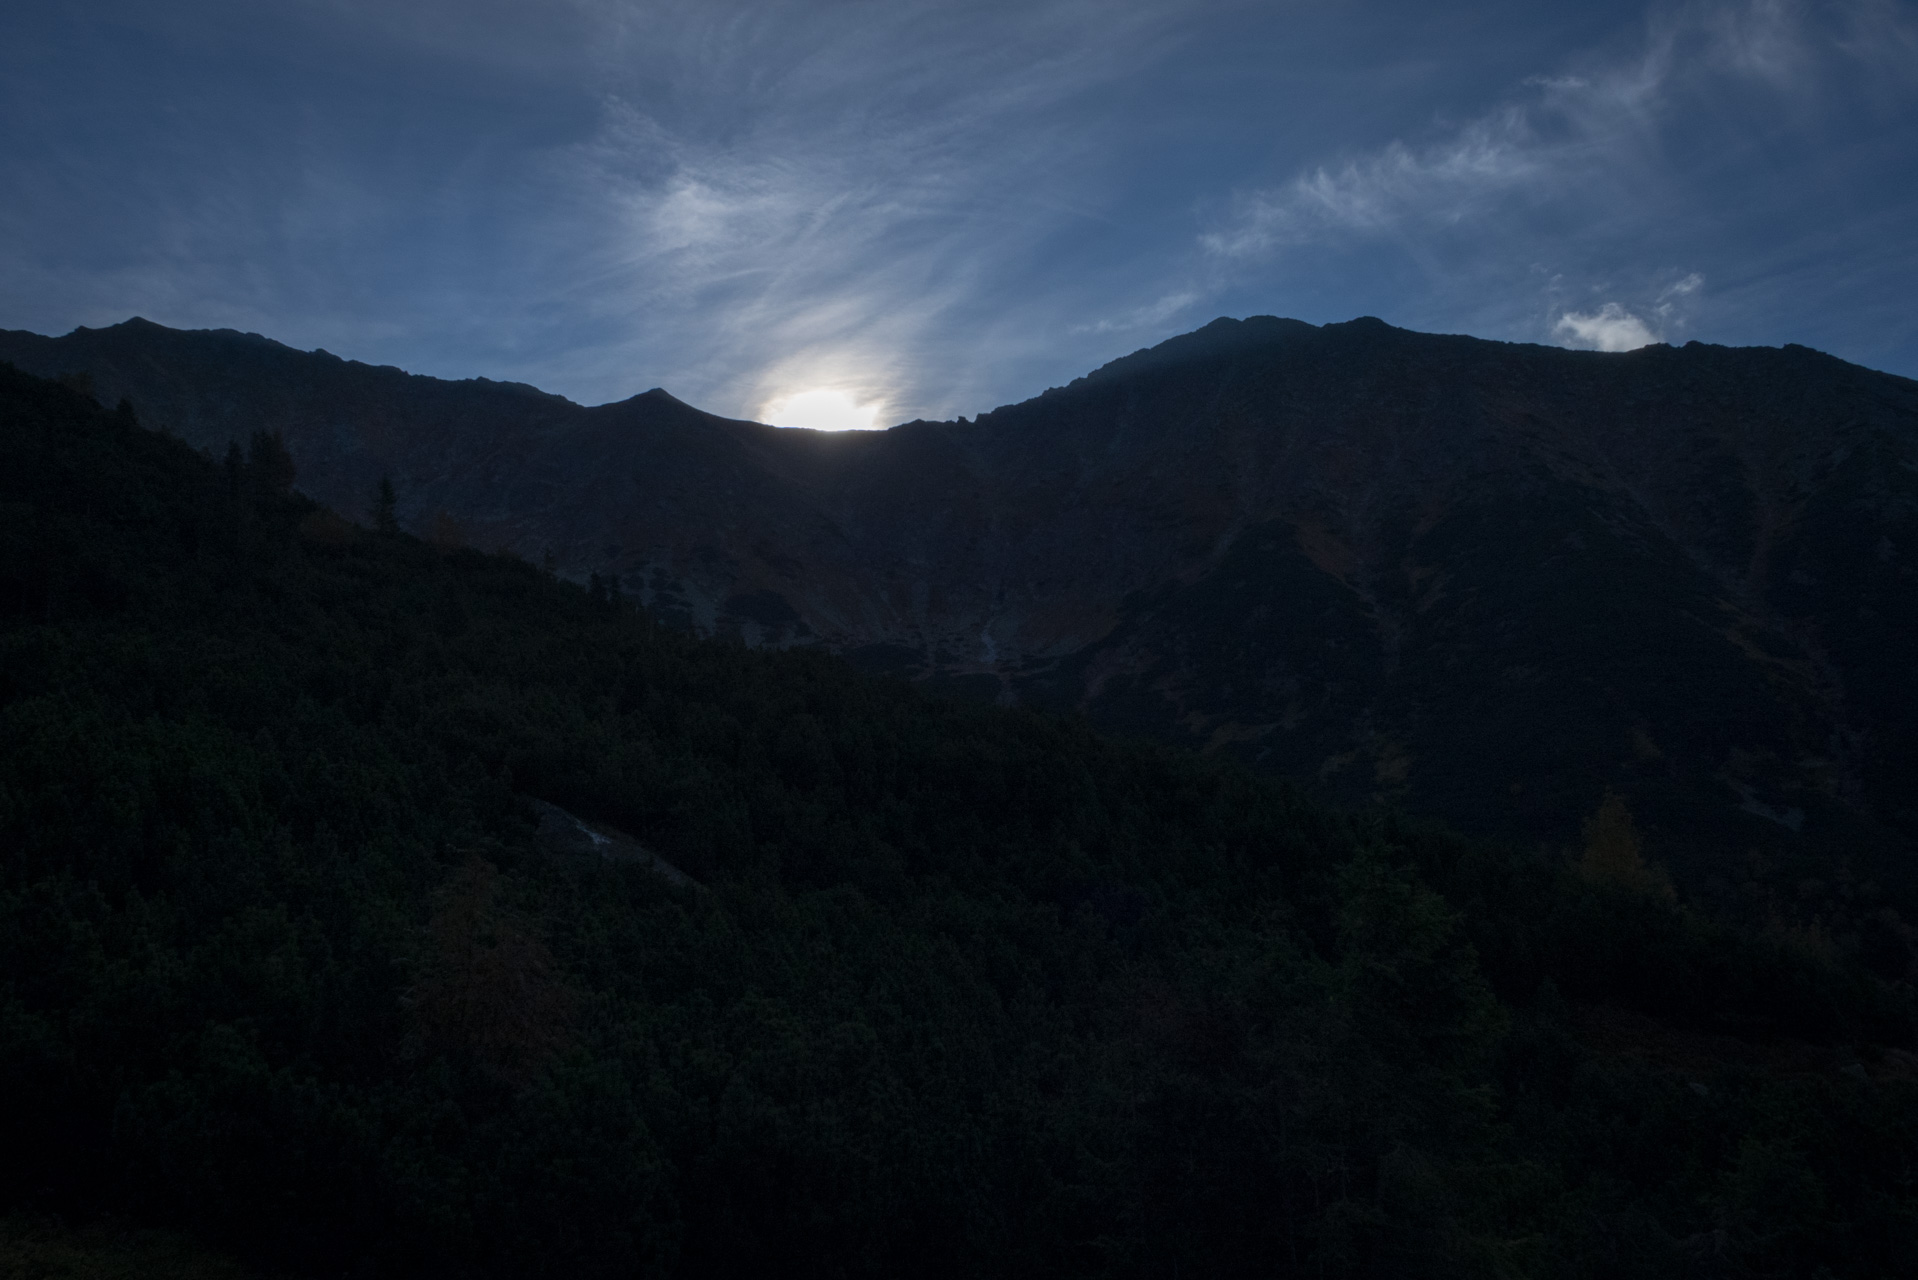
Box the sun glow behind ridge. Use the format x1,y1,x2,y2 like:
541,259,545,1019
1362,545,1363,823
760,387,885,431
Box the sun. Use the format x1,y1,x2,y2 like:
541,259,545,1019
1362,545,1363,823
760,387,884,432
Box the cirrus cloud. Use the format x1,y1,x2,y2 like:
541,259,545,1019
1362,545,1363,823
1197,1,1914,358
0,0,1913,416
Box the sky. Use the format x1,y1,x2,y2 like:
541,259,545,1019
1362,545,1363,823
3,0,1915,429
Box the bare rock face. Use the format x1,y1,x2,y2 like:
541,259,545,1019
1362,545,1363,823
6,314,1915,907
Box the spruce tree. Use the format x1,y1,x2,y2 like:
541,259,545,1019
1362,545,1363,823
374,474,399,534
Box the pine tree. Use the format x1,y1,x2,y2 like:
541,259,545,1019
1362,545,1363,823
374,475,399,534
1577,790,1673,898
247,430,297,496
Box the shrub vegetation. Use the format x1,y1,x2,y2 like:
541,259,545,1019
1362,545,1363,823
2,365,1913,1277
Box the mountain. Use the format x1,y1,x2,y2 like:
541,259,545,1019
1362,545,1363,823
4,360,1916,1280
5,315,1915,924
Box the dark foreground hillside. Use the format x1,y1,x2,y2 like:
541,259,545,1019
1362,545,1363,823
2,364,1915,1278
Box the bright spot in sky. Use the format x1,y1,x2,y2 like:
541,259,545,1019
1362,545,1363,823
1554,303,1658,352
760,387,885,431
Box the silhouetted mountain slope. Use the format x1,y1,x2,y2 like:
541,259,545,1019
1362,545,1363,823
6,361,1918,1280
6,315,1915,925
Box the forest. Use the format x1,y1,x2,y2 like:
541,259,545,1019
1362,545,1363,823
1,361,1914,1278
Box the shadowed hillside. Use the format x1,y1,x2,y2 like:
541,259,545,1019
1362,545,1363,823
3,363,1917,1277
5,316,1915,944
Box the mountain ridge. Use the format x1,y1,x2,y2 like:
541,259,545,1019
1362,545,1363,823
5,314,1914,921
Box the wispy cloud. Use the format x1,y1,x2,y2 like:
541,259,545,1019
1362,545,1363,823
1197,0,1904,350
1200,109,1549,259
1,0,1913,410
1832,0,1918,90
1074,290,1201,336
532,0,1193,420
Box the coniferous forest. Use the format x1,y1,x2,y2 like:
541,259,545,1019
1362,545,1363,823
3,362,1916,1277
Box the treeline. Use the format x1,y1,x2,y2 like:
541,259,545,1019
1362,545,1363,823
1,363,1914,1278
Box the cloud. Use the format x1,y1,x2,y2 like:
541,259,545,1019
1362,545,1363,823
1195,0,1896,347
0,0,1208,420
1555,303,1660,351
1553,265,1708,353
3,0,1914,409
1200,110,1548,259
534,0,1194,420
1075,289,1200,335
1654,271,1704,318
1832,0,1918,86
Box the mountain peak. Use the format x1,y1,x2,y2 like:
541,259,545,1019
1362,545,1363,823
1078,314,1319,387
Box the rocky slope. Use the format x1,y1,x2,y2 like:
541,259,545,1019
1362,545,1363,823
6,314,1915,917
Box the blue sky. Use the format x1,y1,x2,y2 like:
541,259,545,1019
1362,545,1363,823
3,1,1915,427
